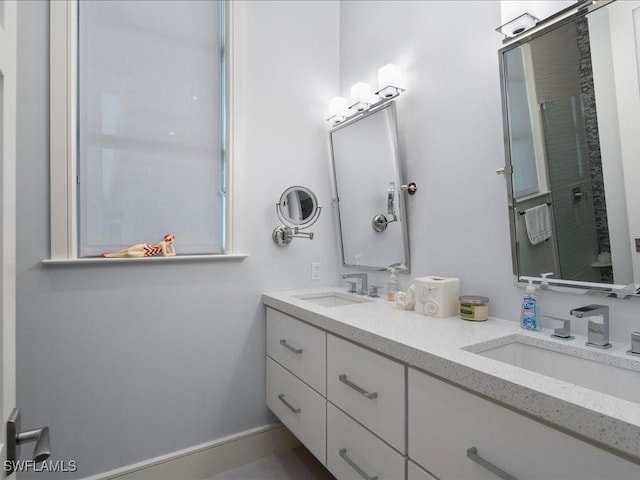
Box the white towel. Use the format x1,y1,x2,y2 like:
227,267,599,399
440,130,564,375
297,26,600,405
524,204,552,245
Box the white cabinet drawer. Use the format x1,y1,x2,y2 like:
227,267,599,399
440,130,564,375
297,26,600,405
327,403,406,480
407,460,437,480
408,368,640,480
266,308,326,395
327,334,405,453
266,357,326,464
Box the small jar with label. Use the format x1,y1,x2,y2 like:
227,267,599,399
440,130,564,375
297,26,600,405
459,295,490,322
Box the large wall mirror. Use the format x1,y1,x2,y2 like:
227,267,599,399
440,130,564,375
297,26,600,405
329,101,411,271
500,0,640,295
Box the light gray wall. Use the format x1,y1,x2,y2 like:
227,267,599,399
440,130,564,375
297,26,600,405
338,0,640,341
16,1,339,478
339,0,515,315
16,1,640,478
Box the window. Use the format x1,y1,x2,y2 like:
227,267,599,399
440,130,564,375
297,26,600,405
504,45,549,201
50,0,230,260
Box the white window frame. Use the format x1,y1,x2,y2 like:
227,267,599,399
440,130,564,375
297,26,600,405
48,0,242,263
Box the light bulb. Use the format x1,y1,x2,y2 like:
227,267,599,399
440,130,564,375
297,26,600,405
377,64,403,98
350,82,372,111
327,96,348,124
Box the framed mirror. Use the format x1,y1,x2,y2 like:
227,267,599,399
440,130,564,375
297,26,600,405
329,101,410,271
272,186,322,246
277,186,319,226
499,0,640,296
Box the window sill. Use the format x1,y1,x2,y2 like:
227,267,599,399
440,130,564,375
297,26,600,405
41,254,249,266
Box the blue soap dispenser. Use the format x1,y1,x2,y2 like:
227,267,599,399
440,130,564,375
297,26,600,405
521,279,540,330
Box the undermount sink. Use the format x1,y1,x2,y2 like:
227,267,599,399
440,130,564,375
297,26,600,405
294,291,374,308
466,335,640,404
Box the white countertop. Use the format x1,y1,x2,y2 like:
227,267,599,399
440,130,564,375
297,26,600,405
262,287,640,463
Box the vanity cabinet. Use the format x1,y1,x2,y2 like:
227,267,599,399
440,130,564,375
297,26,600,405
408,368,640,480
265,308,327,465
327,334,406,453
266,307,407,478
327,403,406,480
407,460,437,480
266,357,326,463
265,304,640,480
266,308,326,395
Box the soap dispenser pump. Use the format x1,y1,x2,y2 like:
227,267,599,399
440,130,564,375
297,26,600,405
387,267,400,301
521,279,540,330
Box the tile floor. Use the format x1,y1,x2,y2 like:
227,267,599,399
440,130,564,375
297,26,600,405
208,446,335,480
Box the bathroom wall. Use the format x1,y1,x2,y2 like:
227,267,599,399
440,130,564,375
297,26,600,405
14,1,640,478
15,1,339,478
339,0,513,315
338,0,640,342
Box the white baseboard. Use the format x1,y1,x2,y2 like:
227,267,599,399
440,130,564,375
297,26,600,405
85,423,300,480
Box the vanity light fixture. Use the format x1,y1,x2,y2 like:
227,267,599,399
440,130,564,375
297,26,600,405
326,64,406,125
327,96,349,124
495,12,540,39
376,63,405,98
350,81,375,112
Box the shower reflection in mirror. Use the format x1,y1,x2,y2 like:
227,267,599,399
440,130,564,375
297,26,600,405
500,1,639,294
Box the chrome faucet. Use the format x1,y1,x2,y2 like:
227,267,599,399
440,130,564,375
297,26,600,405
341,273,368,296
570,304,611,349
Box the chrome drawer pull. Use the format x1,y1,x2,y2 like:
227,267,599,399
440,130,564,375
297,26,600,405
279,339,303,354
339,448,378,480
338,374,378,399
277,394,300,414
466,447,517,480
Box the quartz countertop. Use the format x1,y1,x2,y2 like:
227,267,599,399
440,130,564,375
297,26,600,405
262,287,640,463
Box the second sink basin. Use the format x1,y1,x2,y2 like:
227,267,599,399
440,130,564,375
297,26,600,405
466,335,640,404
294,291,374,308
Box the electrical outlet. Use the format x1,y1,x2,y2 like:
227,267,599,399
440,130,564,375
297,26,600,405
354,254,363,266
311,262,321,281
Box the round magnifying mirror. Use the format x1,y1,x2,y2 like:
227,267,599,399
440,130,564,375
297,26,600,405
277,186,319,227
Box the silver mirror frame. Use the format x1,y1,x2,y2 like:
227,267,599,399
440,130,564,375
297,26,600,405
272,186,322,247
329,100,411,272
276,186,320,227
498,0,639,298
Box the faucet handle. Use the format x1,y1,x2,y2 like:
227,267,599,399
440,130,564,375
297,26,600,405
368,285,381,298
544,315,574,340
627,332,640,357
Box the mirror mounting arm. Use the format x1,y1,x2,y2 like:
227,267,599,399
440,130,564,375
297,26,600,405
272,225,316,246
292,227,314,240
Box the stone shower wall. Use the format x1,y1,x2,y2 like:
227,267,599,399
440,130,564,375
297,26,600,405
576,17,613,282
